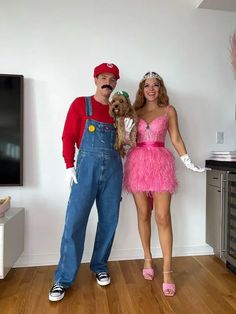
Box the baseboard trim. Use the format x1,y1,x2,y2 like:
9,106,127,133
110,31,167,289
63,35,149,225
14,244,214,268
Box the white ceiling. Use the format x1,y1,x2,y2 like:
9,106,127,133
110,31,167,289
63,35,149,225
196,0,236,12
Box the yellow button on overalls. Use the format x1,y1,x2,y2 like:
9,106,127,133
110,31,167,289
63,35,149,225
88,125,96,132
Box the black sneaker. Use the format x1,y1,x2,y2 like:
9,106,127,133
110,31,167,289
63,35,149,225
96,272,111,286
49,284,65,301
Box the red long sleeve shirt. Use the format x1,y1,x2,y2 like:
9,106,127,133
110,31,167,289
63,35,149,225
62,96,114,168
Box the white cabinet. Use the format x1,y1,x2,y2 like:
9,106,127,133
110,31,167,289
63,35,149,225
0,207,24,279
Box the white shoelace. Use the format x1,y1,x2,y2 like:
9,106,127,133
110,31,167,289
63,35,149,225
51,284,64,293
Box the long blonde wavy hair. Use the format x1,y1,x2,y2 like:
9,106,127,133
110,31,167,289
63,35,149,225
134,75,169,111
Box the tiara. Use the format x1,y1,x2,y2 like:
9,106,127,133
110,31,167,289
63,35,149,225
115,90,129,99
142,71,162,81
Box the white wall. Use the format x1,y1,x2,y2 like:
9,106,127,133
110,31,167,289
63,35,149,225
0,0,236,266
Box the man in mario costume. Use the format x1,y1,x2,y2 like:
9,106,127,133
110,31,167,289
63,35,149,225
49,63,123,302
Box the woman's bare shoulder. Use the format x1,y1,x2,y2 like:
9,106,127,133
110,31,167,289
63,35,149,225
168,105,177,116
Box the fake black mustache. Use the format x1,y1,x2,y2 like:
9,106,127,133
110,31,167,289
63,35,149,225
101,84,113,91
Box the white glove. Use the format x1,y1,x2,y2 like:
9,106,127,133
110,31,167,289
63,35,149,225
124,118,135,134
124,118,135,142
180,154,205,172
66,167,78,187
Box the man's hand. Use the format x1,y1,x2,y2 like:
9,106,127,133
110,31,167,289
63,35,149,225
180,154,205,172
66,167,78,187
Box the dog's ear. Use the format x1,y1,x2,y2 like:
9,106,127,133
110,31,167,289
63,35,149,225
127,98,132,107
108,104,115,119
124,98,134,116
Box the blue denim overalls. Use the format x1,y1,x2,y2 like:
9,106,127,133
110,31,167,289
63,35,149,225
55,97,123,287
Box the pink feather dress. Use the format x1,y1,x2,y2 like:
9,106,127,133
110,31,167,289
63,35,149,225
124,106,177,194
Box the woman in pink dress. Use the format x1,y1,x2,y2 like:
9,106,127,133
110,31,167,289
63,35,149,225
124,72,204,296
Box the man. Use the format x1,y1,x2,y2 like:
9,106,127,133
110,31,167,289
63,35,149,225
49,63,123,302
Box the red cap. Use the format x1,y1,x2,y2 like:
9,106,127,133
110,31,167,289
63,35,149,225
93,63,120,80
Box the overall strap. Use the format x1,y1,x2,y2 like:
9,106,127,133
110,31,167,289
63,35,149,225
85,96,93,116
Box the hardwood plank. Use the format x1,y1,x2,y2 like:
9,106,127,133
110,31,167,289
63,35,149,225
0,256,235,314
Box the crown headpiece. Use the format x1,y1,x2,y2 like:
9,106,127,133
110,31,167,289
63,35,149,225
142,71,162,81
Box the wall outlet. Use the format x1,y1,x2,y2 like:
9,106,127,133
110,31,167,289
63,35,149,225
216,131,224,144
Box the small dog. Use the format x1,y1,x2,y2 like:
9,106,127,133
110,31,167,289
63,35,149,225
109,91,137,156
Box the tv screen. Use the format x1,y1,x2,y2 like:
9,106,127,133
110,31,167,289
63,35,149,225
0,74,23,186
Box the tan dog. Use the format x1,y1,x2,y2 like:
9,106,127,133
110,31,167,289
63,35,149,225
109,91,137,156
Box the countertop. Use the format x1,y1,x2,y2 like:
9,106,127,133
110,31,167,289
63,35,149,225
205,160,236,172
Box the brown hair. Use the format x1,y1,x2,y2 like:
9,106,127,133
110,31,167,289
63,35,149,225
134,77,169,111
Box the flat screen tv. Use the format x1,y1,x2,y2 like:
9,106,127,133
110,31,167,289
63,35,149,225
0,74,23,186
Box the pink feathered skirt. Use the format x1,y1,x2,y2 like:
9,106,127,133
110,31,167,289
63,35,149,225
123,146,178,194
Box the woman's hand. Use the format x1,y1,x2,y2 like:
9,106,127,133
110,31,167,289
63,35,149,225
180,154,205,172
124,118,135,141
124,118,135,134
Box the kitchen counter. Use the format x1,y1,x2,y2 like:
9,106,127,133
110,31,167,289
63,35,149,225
205,160,236,172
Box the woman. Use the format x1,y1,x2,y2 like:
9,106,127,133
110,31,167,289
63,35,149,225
124,72,204,297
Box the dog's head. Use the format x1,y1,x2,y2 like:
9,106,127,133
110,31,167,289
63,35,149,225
109,91,132,119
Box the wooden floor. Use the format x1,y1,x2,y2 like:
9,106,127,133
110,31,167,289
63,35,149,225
0,256,236,314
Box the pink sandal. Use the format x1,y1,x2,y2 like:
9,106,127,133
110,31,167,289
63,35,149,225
162,271,176,296
142,258,154,280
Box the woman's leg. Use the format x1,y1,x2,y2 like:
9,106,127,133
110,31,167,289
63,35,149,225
133,192,153,269
153,192,175,293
